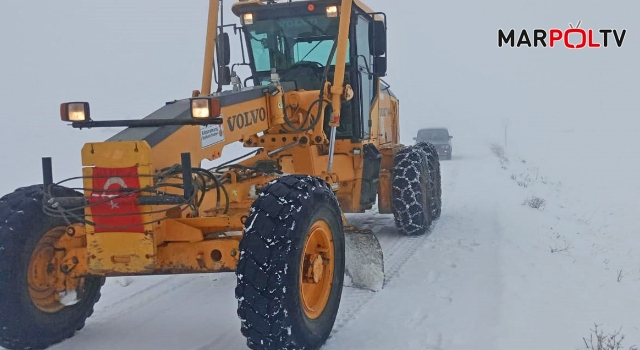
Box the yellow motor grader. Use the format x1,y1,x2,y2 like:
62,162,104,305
0,0,442,349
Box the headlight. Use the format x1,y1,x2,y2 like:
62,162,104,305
243,13,254,24
326,6,338,17
190,97,221,119
60,102,90,122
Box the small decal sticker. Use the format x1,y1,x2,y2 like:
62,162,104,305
200,123,225,148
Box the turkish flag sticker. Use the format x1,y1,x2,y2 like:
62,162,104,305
88,166,144,233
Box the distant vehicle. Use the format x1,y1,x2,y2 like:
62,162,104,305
414,128,453,160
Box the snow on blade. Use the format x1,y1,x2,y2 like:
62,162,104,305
343,230,384,292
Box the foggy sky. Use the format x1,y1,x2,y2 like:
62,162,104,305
0,0,638,194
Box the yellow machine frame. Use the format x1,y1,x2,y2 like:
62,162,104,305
49,0,400,281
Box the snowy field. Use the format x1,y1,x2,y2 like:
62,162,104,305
2,0,640,349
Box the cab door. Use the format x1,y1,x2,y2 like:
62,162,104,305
353,13,375,140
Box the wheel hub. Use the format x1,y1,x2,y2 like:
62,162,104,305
303,253,325,284
299,220,335,319
27,226,81,313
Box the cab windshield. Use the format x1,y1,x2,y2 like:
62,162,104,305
244,15,350,85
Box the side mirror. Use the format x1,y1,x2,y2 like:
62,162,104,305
216,32,231,67
218,66,231,86
449,135,453,139
412,137,417,140
368,20,386,56
372,56,387,77
216,32,231,85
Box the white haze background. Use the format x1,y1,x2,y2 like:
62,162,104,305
0,0,638,192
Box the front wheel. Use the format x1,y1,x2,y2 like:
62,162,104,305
0,185,105,350
235,175,345,350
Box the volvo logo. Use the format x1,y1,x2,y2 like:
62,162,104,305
226,107,267,132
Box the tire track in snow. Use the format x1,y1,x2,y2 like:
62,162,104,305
331,229,437,336
330,157,461,337
50,274,242,350
92,275,202,321
325,149,505,350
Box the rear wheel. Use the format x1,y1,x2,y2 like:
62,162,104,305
235,175,345,350
391,146,435,236
414,142,442,219
0,185,105,350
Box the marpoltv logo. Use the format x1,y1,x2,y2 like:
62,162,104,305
498,21,627,48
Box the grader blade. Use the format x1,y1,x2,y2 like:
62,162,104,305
343,226,385,292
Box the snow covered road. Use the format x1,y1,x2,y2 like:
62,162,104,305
324,145,505,350
33,135,640,350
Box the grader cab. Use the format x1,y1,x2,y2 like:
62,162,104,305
0,1,442,349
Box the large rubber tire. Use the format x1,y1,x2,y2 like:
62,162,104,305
235,175,345,350
0,185,105,350
391,146,435,236
414,142,442,219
